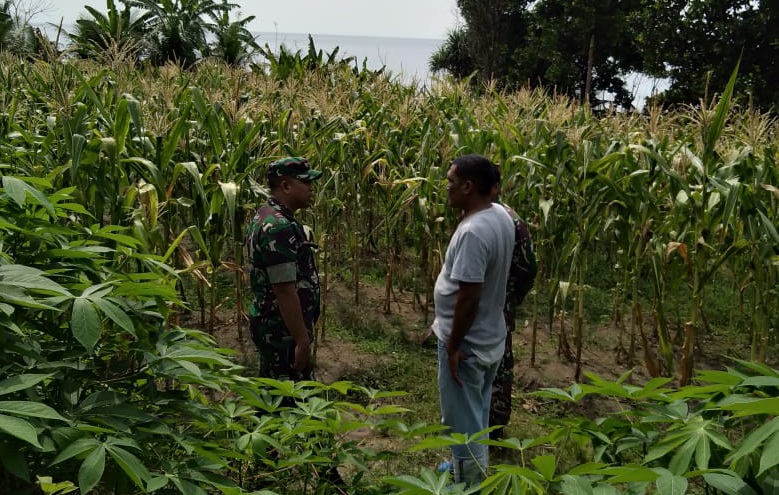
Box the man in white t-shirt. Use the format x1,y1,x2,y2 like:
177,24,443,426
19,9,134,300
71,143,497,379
432,154,515,487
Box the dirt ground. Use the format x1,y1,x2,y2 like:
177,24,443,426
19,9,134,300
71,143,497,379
207,304,385,385
206,280,688,391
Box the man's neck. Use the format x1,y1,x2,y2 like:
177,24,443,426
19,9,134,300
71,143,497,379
270,194,297,213
461,198,492,219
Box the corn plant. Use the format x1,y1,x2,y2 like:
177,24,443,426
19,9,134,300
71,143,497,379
597,139,673,374
1,49,777,398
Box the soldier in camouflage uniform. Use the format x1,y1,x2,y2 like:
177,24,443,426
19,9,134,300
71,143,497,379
246,157,322,380
489,166,537,438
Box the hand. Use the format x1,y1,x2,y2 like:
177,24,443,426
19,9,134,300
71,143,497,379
291,338,311,372
419,327,433,344
446,346,467,387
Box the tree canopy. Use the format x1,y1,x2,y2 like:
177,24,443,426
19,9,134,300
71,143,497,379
432,0,779,112
69,0,150,62
0,0,51,58
63,0,270,70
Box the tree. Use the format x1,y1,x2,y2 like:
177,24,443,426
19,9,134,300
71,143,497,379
432,0,648,109
434,0,779,111
0,2,11,41
0,2,14,47
0,0,54,57
68,0,150,63
206,2,258,67
429,0,533,86
429,25,476,79
746,0,779,111
455,0,531,81
649,0,779,112
124,0,234,67
514,0,645,108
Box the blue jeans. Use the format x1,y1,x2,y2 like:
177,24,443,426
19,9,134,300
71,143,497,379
438,339,501,487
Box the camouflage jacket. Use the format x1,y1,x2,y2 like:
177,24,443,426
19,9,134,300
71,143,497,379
246,197,320,338
500,203,537,308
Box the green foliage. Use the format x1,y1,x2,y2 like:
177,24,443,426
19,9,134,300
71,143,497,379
453,0,531,83
428,26,474,80
206,3,258,67
0,0,50,59
436,0,644,108
438,0,779,111
255,34,365,81
647,0,779,112
0,178,417,494
1,49,775,381
516,0,642,108
0,1,14,48
68,0,151,63
123,0,235,68
392,363,779,494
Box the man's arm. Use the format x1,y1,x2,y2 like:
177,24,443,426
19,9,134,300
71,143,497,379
511,220,537,305
515,245,537,305
272,281,311,371
446,280,482,386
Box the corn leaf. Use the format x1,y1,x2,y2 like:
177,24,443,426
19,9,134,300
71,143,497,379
2,176,56,217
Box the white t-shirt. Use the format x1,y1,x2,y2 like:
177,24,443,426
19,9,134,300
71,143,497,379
432,204,515,365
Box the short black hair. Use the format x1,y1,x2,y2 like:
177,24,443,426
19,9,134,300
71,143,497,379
492,163,501,185
268,174,284,190
451,154,498,196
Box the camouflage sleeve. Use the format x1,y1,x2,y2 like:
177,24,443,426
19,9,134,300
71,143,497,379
261,223,299,284
508,218,537,305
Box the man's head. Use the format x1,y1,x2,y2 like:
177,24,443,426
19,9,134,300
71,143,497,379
490,163,501,202
267,157,322,210
446,154,499,209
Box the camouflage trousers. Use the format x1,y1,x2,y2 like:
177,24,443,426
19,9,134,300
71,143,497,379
489,308,516,438
250,316,313,382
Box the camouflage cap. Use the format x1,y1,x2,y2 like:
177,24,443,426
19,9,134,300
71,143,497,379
268,157,323,181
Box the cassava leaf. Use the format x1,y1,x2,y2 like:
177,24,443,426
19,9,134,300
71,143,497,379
0,413,41,448
78,446,105,495
71,297,101,353
0,401,68,421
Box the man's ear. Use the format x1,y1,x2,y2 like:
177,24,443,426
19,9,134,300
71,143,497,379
462,179,474,195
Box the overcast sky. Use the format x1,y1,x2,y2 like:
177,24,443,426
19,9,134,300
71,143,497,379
40,0,461,40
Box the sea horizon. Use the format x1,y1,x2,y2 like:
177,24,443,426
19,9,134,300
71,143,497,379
37,25,660,106
254,31,443,83
36,23,443,83
259,30,444,42
254,32,663,106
